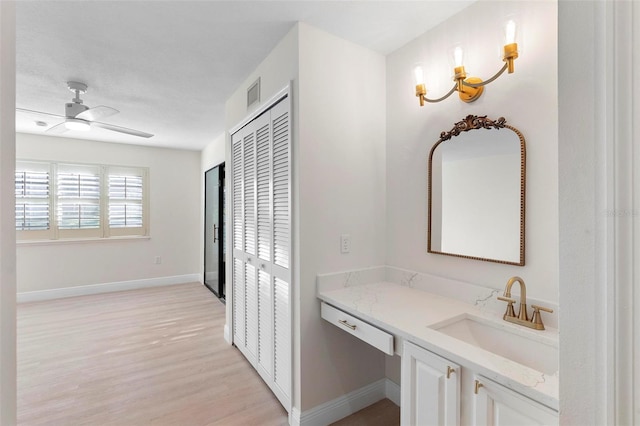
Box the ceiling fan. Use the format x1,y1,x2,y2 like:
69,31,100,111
16,81,153,138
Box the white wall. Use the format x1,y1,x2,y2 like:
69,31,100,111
201,132,225,175
225,25,299,131
16,134,201,293
297,23,387,411
0,2,16,423
223,22,388,414
386,0,558,302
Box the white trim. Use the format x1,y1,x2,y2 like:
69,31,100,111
17,235,150,247
17,274,200,303
289,378,386,426
611,1,637,424
385,378,401,407
223,323,231,345
228,85,289,135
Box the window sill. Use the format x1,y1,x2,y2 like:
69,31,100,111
17,235,151,247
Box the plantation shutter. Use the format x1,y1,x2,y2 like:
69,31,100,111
15,161,52,240
108,167,146,236
57,164,101,238
15,161,148,241
231,94,291,411
15,171,49,231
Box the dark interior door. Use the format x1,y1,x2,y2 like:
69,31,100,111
204,163,225,300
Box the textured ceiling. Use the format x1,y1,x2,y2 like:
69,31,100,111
16,1,474,151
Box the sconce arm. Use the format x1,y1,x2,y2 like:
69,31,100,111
423,84,458,103
461,63,509,88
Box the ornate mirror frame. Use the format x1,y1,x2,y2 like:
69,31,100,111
427,115,526,266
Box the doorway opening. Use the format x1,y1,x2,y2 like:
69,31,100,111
204,162,225,301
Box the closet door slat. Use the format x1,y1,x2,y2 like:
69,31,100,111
232,138,243,251
245,262,257,358
258,268,273,374
243,133,256,256
232,258,244,346
273,276,290,396
256,121,272,262
272,108,289,269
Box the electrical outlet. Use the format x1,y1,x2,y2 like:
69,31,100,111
340,234,351,254
154,256,162,265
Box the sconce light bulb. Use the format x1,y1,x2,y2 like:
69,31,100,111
413,65,425,86
505,20,517,45
453,46,464,68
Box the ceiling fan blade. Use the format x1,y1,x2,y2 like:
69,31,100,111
45,122,69,135
75,105,119,122
92,121,153,138
16,107,65,119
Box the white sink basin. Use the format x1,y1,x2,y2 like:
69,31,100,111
431,314,558,375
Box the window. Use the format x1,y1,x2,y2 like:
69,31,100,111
15,160,149,241
15,162,50,238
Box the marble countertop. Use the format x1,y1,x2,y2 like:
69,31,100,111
317,281,559,411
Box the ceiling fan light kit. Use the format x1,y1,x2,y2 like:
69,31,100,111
16,81,153,138
64,118,90,131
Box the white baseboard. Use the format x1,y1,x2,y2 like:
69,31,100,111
17,274,201,303
385,379,401,406
290,378,392,426
224,323,231,344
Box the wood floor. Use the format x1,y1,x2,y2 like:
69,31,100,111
17,283,399,425
331,399,399,426
18,283,288,425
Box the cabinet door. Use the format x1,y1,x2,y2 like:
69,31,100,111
473,375,558,426
401,341,460,426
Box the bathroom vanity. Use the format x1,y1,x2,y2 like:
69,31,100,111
317,267,559,426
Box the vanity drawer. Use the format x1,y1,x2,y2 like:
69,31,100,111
321,302,394,355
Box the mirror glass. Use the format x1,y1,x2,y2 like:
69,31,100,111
428,115,525,265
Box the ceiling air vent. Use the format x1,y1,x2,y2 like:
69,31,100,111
247,77,260,109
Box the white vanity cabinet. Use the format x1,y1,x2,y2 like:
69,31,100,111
317,283,559,426
473,375,558,426
401,341,460,426
401,342,558,426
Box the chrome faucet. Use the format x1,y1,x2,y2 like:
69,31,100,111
497,276,553,330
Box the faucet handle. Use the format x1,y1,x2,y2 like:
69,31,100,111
530,304,553,330
497,296,517,318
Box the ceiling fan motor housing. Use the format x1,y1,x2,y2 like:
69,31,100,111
65,102,89,118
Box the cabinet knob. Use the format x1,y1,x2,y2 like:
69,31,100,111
446,366,455,379
474,380,484,394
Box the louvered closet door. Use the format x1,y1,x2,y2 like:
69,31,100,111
231,130,245,349
255,113,273,379
243,118,259,363
230,95,291,411
269,99,291,401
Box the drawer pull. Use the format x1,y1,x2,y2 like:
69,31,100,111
446,366,455,379
338,319,357,330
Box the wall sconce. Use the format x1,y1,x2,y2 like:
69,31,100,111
414,19,519,105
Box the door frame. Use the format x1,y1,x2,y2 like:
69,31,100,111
204,161,225,300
